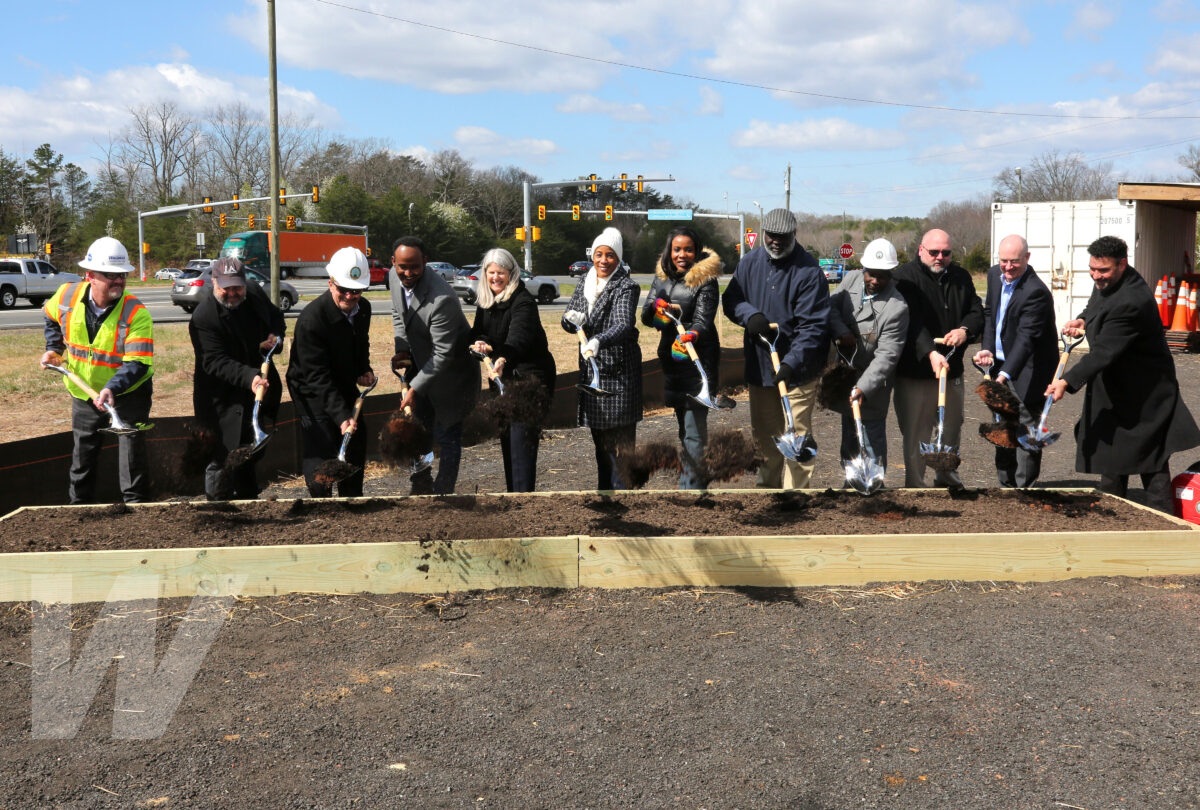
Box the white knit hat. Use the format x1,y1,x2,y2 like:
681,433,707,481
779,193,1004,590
591,227,623,262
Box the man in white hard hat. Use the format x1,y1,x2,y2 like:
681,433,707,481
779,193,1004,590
892,228,983,487
189,257,285,500
286,246,376,497
971,234,1058,487
39,236,154,503
828,238,909,481
390,235,479,495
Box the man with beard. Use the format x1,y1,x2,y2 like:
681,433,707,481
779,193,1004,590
189,257,285,500
723,208,830,488
1047,235,1200,512
40,236,154,503
893,228,984,487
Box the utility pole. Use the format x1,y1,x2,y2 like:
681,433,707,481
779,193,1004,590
784,163,791,211
266,0,281,305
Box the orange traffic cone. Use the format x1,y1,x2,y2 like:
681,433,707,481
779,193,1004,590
1171,280,1191,331
1155,277,1167,327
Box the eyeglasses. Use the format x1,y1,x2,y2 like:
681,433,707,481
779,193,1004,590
332,283,362,296
96,271,126,281
922,247,952,258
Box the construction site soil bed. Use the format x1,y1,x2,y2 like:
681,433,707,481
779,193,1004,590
0,489,1175,554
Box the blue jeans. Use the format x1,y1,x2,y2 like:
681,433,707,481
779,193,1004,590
411,394,463,495
500,422,539,492
676,407,708,489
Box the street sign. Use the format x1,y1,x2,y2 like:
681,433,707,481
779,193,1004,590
746,232,758,249
819,258,833,266
647,208,694,221
839,243,854,259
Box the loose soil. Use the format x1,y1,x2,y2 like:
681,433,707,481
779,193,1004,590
4,580,1200,808
0,489,1174,554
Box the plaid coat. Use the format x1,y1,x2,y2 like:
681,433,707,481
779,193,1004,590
562,267,642,428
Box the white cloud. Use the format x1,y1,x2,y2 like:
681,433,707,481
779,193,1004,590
1151,34,1200,75
698,86,723,116
733,119,902,150
1070,2,1116,37
395,145,434,165
0,62,336,161
453,126,559,158
555,94,657,122
1153,0,1200,23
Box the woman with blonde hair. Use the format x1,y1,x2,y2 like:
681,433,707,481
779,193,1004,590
469,247,556,491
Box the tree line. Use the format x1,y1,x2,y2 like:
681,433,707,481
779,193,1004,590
1,101,1195,275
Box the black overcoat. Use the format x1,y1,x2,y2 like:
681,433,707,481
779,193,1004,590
470,281,557,392
189,282,285,427
980,265,1059,414
286,290,373,424
639,250,722,409
1061,267,1200,475
562,266,642,429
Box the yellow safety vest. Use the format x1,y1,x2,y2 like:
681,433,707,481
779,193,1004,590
43,282,154,400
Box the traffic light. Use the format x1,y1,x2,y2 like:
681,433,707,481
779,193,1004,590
515,227,526,240
286,215,296,230
311,185,319,203
366,247,372,257
267,216,273,229
219,212,227,228
532,227,541,241
247,214,256,228
589,174,598,193
605,205,613,221
278,187,287,206
572,205,580,221
620,173,628,192
232,193,239,211
734,242,741,256
44,243,52,256
142,242,150,255
203,196,213,213
636,175,644,193
537,204,546,221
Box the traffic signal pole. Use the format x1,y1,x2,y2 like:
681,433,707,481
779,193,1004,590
521,176,675,273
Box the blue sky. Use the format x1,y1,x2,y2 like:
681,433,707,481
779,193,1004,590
4,0,1200,218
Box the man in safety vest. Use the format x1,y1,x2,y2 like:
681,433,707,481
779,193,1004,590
39,237,154,503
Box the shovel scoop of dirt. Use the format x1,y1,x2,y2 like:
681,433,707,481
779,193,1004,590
701,428,763,485
479,377,551,432
922,451,961,472
817,364,860,414
379,411,432,466
312,459,358,488
976,380,1022,419
978,420,1019,449
617,441,682,489
179,425,219,477
223,444,262,472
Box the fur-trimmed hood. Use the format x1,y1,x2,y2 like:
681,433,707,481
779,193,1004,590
656,249,723,288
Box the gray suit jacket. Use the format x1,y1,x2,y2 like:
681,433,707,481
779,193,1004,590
828,270,909,420
391,269,479,425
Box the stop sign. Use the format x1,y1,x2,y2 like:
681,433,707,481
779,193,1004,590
839,243,854,260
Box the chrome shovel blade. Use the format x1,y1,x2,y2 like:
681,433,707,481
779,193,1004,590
775,432,817,463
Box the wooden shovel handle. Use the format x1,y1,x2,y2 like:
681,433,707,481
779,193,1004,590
482,355,498,380
254,358,271,404
1052,351,1069,381
576,328,594,359
55,364,104,401
764,322,788,396
851,398,863,421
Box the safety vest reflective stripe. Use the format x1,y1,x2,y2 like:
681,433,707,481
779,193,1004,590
47,281,154,397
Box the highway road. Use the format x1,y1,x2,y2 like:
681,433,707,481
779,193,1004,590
0,274,661,330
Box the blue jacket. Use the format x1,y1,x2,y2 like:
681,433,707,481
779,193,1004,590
722,243,830,386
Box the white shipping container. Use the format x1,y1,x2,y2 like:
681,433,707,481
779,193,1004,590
991,191,1198,331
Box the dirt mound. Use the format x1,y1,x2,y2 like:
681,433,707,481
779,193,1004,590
478,378,551,432
702,429,761,485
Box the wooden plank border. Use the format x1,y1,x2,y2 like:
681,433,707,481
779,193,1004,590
1,490,1197,603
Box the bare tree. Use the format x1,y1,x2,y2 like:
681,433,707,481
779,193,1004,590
925,194,992,254
1179,144,1200,183
470,165,533,237
118,102,201,204
429,149,474,206
993,149,1117,203
202,102,269,196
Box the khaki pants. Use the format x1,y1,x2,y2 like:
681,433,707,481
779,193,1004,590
748,381,818,489
893,374,964,487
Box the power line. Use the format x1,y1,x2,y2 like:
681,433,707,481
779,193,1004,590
310,0,1200,122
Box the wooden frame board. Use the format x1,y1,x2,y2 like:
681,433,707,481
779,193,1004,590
1,491,1197,604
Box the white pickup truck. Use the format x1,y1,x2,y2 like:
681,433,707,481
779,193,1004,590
0,256,82,309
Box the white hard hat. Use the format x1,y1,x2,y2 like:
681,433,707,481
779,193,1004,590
79,236,135,274
327,246,370,290
861,238,899,271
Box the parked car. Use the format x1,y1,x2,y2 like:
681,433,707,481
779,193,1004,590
154,267,182,281
0,257,81,308
185,258,214,272
521,270,559,304
171,266,299,313
568,261,592,278
450,266,479,304
427,261,459,282
368,258,390,288
821,263,845,283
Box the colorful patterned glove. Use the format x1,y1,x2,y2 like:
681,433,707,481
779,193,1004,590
670,330,698,360
652,298,674,327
